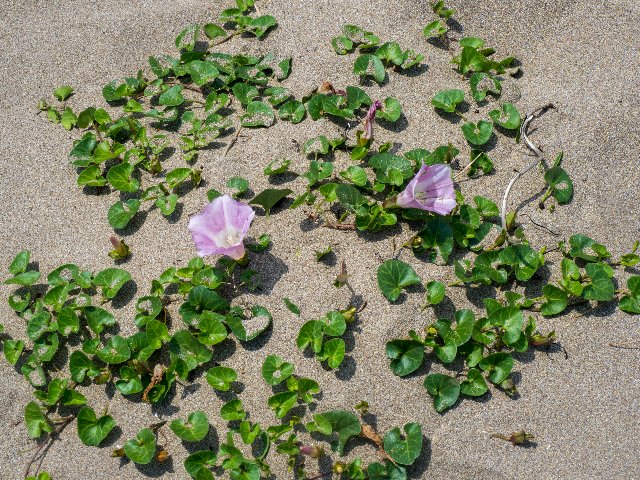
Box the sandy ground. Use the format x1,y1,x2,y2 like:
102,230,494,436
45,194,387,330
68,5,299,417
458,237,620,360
1,0,639,478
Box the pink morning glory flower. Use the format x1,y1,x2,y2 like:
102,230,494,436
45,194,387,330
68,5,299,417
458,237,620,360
363,100,383,140
188,195,255,260
394,164,457,215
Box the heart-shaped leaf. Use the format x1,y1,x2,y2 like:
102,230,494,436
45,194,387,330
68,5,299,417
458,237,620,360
479,352,513,384
184,450,217,480
460,368,488,396
241,101,275,128
431,89,464,113
250,188,292,215
544,165,573,204
318,338,346,369
423,373,460,412
25,401,53,439
124,427,156,464
353,54,386,83
488,103,521,130
262,355,295,385
307,410,361,455
268,391,298,418
93,268,131,299
206,366,237,391
108,199,141,229
170,411,209,442
425,281,446,305
386,339,424,377
377,260,421,302
159,85,185,107
461,120,493,146
77,406,116,446
383,422,423,465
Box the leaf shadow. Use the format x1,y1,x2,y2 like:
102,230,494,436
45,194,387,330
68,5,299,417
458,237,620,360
377,112,408,134
407,434,432,479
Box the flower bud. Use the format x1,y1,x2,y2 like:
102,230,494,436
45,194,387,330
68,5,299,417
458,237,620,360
300,445,324,459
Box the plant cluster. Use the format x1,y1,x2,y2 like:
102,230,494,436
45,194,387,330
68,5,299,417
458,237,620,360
2,1,638,479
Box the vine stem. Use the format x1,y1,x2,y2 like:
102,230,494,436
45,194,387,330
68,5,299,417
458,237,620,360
500,112,544,232
214,29,243,46
24,414,76,479
454,151,484,180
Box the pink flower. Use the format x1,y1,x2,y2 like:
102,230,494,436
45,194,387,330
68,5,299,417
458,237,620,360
395,164,456,215
188,195,255,260
363,100,383,140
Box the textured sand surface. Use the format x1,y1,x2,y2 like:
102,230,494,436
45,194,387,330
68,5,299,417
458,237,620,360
1,0,639,479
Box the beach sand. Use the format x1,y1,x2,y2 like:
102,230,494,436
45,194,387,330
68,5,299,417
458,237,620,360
1,0,639,478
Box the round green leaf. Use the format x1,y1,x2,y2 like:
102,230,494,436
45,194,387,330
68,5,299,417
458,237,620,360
425,281,446,305
261,355,295,385
377,97,402,122
77,406,116,447
544,166,573,204
124,427,156,464
423,373,460,412
461,120,493,145
319,338,345,369
479,352,513,384
184,450,217,479
206,366,237,391
353,54,386,83
386,339,424,377
96,335,131,364
241,101,275,128
268,391,298,418
383,423,423,465
159,85,185,106
93,268,132,299
170,411,209,442
108,199,141,229
115,366,143,395
488,103,521,130
460,368,488,396
278,100,305,123
431,89,464,113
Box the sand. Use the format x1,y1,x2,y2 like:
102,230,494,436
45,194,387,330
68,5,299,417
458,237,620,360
1,0,639,478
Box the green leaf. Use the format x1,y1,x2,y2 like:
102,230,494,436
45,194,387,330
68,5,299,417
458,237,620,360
248,15,277,38
225,306,272,341
249,188,292,215
187,60,219,86
336,184,366,210
488,103,521,130
368,462,407,480
93,268,131,299
433,340,457,363
282,298,300,316
498,244,541,281
469,72,501,101
106,163,139,192
108,199,141,229
54,85,74,101
227,177,249,197
332,35,354,54
383,423,422,465
206,366,237,391
582,262,615,301
278,100,305,123
33,378,67,406
544,165,573,204
297,320,324,354
318,338,346,369
170,411,209,442
568,234,610,261
4,271,40,286
77,166,106,187
69,351,100,383
262,354,294,385
203,23,226,40
386,339,424,377
431,89,464,113
473,196,499,217
96,335,131,364
540,285,569,316
169,329,213,371
340,166,368,187
175,24,200,51
84,306,115,335
353,54,386,83
159,85,185,106
241,101,275,128
346,86,371,110
375,42,404,66
184,450,217,479
423,19,447,37
377,97,402,122
115,366,143,395
25,401,53,439
460,368,488,396
232,82,259,106
179,285,229,326
4,339,24,365
263,158,291,176
479,352,513,384
220,399,246,421
461,120,493,146
77,406,116,447
377,260,421,302
424,374,460,412
124,428,156,464
268,391,298,418
418,217,454,262
69,132,97,167
8,250,30,275
368,153,413,185
308,410,361,455
488,306,523,346
426,280,446,305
